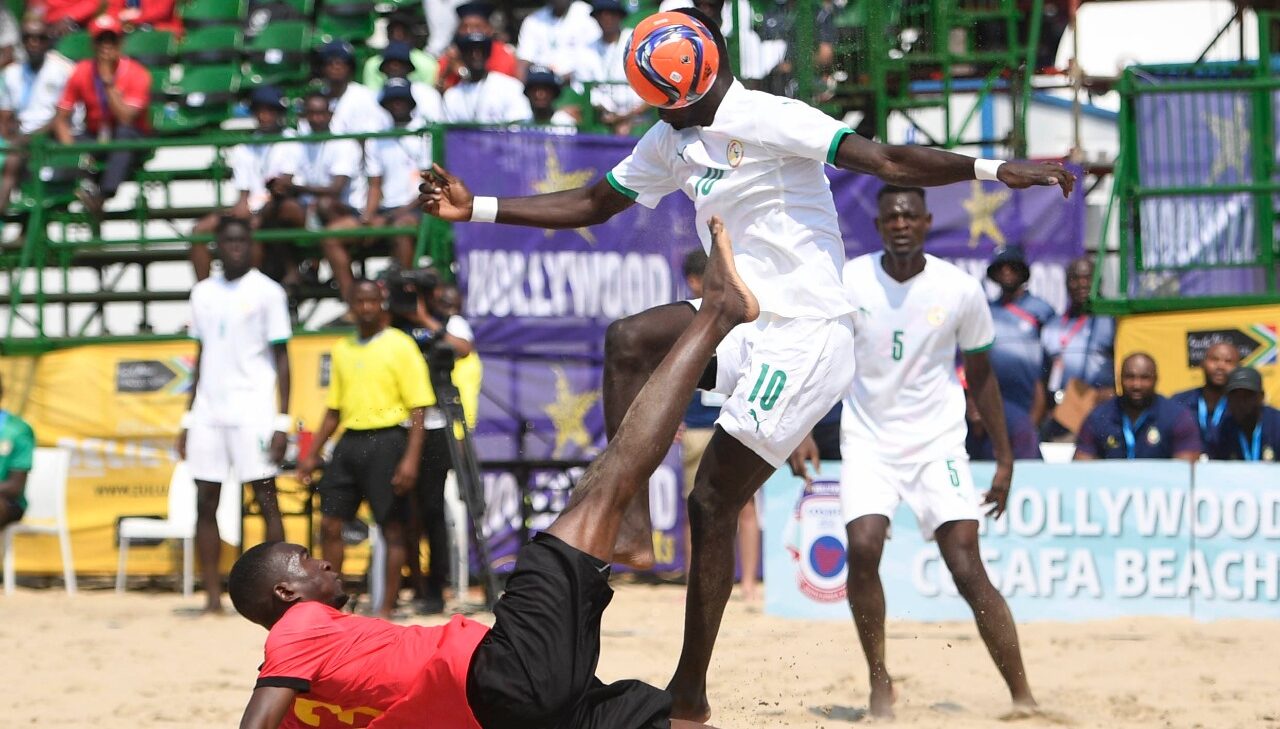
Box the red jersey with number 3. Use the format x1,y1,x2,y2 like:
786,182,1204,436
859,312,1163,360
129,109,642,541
258,602,489,729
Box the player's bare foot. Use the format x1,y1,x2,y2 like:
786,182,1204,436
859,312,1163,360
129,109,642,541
667,687,712,724
611,511,656,570
202,603,226,616
999,696,1040,720
699,216,759,332
869,677,897,719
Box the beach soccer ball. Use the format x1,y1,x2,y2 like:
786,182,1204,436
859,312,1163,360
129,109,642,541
624,11,721,109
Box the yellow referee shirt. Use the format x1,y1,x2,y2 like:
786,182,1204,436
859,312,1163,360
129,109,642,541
326,328,435,431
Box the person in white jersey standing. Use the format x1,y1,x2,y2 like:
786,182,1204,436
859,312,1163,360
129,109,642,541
790,186,1035,719
420,9,1070,720
178,216,293,615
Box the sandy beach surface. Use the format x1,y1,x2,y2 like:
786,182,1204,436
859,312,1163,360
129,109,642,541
3,583,1278,728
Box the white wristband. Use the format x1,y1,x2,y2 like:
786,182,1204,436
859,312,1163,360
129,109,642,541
272,414,292,433
179,411,194,429
470,196,498,223
974,158,1005,182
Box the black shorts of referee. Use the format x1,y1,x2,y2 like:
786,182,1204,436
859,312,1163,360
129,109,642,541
466,532,672,729
317,426,410,526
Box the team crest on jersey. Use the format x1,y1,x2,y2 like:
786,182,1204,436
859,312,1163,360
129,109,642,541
1106,435,1119,449
927,305,947,327
1264,446,1275,461
726,139,744,168
782,478,847,602
1146,428,1161,446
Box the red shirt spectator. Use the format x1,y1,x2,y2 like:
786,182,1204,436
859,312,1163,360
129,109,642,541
57,52,151,134
437,40,518,90
41,0,181,35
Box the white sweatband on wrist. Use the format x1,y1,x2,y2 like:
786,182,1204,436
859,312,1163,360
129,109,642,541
974,158,1005,182
179,411,194,429
272,414,292,433
470,196,498,223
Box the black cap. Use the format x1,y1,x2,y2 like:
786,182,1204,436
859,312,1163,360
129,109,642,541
379,77,417,108
456,1,494,19
524,65,561,94
455,31,494,52
986,244,1030,283
591,0,628,16
248,85,286,111
318,39,356,66
380,40,416,70
1224,366,1264,394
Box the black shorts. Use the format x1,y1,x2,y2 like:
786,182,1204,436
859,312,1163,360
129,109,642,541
466,533,672,729
317,426,409,525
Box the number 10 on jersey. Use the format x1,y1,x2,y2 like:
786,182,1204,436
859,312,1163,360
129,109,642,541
747,363,787,411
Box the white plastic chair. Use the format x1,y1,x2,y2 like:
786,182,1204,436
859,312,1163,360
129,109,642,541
116,461,198,596
3,447,75,595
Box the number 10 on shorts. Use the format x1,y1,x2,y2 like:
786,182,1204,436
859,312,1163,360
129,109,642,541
747,363,787,411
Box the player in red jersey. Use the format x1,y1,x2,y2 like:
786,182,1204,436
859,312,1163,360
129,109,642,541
230,217,757,729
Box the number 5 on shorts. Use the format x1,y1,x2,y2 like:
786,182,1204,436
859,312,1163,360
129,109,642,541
946,459,960,487
747,363,787,411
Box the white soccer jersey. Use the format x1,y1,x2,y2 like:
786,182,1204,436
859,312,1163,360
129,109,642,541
607,81,854,319
365,125,432,209
442,72,533,124
841,252,995,463
230,134,301,213
189,269,292,426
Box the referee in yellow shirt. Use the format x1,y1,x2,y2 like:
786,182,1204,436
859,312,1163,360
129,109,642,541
299,280,434,619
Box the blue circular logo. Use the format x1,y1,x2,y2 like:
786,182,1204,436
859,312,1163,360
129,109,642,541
808,535,846,579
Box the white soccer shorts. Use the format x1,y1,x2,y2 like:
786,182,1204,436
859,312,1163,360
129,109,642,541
705,312,856,468
186,420,279,484
838,441,982,541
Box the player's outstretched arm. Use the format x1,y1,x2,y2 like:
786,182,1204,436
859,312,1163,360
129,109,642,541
238,686,297,729
832,134,1075,199
419,164,634,228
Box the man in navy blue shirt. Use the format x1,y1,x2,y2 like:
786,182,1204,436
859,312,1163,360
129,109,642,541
1213,367,1280,462
987,245,1055,427
966,394,1042,461
1170,341,1240,456
1075,352,1201,461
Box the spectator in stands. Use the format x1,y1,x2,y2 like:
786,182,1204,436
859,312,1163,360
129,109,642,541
756,0,837,98
1214,367,1280,462
362,11,438,91
298,279,432,619
179,216,291,614
0,16,74,215
391,277,476,615
323,80,429,302
675,248,760,601
377,41,443,123
51,15,151,218
1171,340,1240,456
524,65,578,129
1040,255,1115,440
0,372,36,530
516,0,601,79
424,0,465,57
966,389,1042,461
42,0,181,36
442,32,532,124
436,2,519,91
1074,352,1200,462
573,0,647,136
189,86,304,282
315,40,390,135
290,92,364,296
987,244,1054,427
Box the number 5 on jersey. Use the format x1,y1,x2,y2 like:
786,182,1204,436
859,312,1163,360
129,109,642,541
892,330,904,361
747,363,787,411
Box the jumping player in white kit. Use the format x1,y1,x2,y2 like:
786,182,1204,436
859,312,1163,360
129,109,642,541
420,9,1071,720
790,186,1036,719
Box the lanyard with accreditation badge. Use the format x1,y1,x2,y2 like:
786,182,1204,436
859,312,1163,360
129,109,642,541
1238,424,1263,461
1197,393,1227,438
1121,410,1152,459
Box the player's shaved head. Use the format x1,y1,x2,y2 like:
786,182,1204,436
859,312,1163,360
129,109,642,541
229,541,294,627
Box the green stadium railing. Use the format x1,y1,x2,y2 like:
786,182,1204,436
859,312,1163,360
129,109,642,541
1,126,453,355
1090,24,1280,315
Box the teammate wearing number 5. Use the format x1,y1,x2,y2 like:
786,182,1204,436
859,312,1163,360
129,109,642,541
789,186,1037,719
421,9,1070,721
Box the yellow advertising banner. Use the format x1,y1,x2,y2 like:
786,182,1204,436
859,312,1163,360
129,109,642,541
0,334,379,576
1115,304,1280,406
